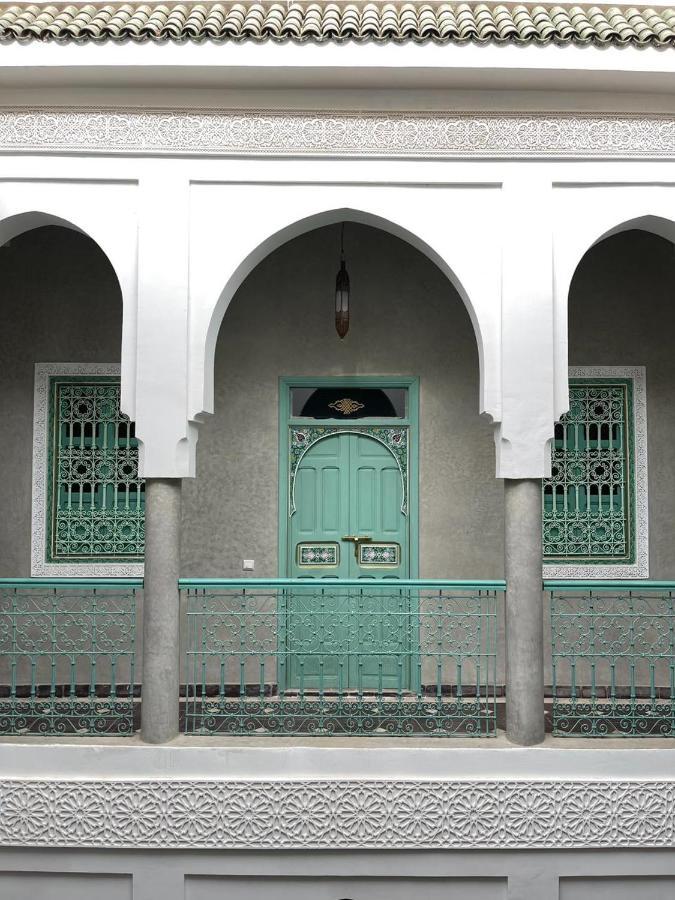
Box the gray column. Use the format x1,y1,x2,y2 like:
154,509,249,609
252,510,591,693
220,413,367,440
141,478,182,744
504,478,545,745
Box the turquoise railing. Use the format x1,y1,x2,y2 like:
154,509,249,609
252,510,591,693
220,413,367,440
0,579,141,736
180,578,503,737
547,580,675,737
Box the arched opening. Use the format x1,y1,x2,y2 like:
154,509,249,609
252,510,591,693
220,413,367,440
0,219,138,578
181,220,502,736
548,220,675,736
183,220,501,581
193,207,493,423
564,222,673,578
0,216,141,734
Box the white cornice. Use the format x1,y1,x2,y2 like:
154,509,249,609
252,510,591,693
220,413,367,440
3,108,675,159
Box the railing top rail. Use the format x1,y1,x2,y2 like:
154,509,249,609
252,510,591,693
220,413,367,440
179,578,506,590
0,578,144,587
545,579,675,591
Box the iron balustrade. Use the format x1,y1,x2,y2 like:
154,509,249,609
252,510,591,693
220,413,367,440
0,579,140,736
547,580,675,737
182,578,502,737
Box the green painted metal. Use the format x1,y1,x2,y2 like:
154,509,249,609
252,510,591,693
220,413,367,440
47,376,145,563
0,581,138,735
543,378,635,565
0,578,143,587
546,580,675,591
288,431,410,689
278,376,420,580
183,579,500,737
549,582,675,737
180,578,506,588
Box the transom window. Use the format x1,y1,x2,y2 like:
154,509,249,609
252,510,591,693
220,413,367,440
542,368,647,577
47,375,144,563
291,387,406,419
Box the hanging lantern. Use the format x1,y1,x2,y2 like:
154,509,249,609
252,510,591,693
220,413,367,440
335,223,350,339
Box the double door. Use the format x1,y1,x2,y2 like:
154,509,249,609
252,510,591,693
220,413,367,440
287,432,410,690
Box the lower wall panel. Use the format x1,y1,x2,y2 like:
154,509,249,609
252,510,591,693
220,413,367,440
2,849,675,900
186,876,507,900
559,876,675,900
0,872,132,900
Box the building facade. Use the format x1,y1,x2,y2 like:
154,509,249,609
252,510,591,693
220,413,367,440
1,4,675,897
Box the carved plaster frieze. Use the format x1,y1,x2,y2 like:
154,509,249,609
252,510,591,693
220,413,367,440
2,108,675,159
0,778,674,849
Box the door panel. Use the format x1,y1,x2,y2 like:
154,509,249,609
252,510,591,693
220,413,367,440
288,431,411,690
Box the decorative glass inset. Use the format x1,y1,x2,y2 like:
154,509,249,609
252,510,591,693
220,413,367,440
543,379,634,564
290,426,408,515
297,542,339,567
48,377,145,562
358,542,400,566
291,387,406,419
328,398,365,416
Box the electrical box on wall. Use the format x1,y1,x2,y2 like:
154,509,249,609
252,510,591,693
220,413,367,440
242,559,255,571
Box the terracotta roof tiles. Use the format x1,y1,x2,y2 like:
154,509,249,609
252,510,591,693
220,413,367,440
0,2,674,45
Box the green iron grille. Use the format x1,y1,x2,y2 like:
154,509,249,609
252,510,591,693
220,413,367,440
48,377,144,562
0,580,139,735
548,582,675,737
183,579,501,737
543,379,634,564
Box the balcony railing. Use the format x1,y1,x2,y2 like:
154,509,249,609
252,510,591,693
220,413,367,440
181,579,502,737
0,579,140,736
548,581,675,737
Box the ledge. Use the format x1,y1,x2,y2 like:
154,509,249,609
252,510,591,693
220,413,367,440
0,737,673,851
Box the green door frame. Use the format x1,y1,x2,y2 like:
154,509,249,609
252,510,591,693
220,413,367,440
278,375,420,578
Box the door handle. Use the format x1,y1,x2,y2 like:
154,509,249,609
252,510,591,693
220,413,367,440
342,535,372,559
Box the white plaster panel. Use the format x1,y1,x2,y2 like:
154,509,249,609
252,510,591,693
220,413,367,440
188,183,502,427
133,175,198,477
552,185,675,421
0,180,139,419
0,872,132,900
185,876,507,900
559,877,675,900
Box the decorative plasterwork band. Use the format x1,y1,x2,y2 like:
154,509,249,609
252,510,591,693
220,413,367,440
1,778,674,849
31,363,144,578
290,426,408,515
3,109,675,159
543,365,648,580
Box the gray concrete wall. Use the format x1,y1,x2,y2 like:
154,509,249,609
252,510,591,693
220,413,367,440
181,223,501,580
0,225,123,577
569,229,675,579
0,224,674,582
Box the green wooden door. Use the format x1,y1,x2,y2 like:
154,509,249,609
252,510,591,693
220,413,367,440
288,432,410,690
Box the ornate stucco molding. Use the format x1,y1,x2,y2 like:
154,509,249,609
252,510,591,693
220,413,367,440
3,108,675,159
31,363,144,578
0,778,674,849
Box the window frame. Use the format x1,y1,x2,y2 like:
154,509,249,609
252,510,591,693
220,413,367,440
31,363,144,577
542,366,648,580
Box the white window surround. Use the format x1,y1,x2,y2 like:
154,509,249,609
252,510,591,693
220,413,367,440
543,365,648,580
31,363,144,578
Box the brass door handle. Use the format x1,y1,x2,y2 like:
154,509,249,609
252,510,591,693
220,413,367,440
342,535,372,559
